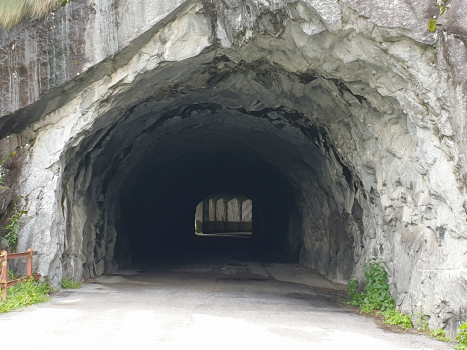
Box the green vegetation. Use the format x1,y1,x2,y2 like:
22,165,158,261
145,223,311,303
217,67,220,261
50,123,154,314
349,261,456,342
428,19,438,33
383,309,413,330
0,0,55,28
415,305,430,332
7,269,18,281
428,0,451,33
0,0,76,29
348,259,412,329
348,259,395,313
437,0,450,16
347,278,364,306
61,277,82,289
414,305,452,342
0,278,51,313
429,328,451,342
455,320,467,350
4,204,25,252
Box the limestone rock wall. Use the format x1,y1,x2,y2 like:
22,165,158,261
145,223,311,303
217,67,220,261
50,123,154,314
0,0,466,337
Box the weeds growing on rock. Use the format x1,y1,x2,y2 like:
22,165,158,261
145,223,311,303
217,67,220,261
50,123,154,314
0,278,51,313
61,277,82,289
415,305,430,333
348,259,412,329
4,204,25,252
427,0,451,33
455,320,467,350
383,309,414,330
349,263,455,342
429,328,451,342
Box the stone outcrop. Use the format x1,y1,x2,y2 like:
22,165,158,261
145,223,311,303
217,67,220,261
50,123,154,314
0,0,466,337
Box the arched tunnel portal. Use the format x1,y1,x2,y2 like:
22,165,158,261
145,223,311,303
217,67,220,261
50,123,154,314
60,84,359,283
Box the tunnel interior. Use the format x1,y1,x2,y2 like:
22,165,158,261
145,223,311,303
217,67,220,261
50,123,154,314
118,144,298,264
60,77,364,283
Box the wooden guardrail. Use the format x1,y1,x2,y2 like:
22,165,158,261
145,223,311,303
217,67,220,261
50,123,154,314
0,248,41,301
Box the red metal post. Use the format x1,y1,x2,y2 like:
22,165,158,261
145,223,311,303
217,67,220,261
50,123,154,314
26,248,33,277
1,250,8,302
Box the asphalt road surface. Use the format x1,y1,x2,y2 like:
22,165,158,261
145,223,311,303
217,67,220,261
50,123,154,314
0,255,454,350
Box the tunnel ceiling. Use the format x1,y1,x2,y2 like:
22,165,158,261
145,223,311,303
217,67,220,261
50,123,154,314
1,0,467,336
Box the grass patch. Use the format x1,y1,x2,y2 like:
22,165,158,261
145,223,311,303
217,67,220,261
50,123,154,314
0,278,51,313
61,277,82,289
0,0,55,28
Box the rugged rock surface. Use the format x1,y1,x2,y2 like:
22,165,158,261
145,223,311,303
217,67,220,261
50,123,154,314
0,0,466,337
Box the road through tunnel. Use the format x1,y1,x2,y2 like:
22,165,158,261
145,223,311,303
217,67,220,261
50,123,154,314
60,95,358,281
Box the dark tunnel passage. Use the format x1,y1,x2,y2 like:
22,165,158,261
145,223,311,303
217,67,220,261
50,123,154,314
110,105,315,267
60,96,360,283
118,146,298,264
56,55,373,285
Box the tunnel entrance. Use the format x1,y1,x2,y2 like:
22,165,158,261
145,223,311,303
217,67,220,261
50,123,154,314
5,0,466,334
58,67,362,284
24,1,436,305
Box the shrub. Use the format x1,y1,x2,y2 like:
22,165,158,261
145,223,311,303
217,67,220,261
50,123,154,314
360,259,394,313
348,259,412,329
347,278,365,306
4,204,25,252
455,320,467,350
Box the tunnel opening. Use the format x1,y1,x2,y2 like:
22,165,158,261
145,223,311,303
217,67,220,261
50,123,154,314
116,144,301,267
39,6,431,297
58,68,364,284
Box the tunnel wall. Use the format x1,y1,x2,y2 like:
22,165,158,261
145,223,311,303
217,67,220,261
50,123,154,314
0,0,466,336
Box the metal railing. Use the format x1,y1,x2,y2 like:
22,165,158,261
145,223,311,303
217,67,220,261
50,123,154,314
0,248,41,301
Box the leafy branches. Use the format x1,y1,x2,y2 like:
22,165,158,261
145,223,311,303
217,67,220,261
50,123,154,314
4,204,25,252
383,309,413,330
348,259,395,312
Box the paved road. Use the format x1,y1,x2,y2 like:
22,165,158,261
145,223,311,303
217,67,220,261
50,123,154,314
0,257,453,349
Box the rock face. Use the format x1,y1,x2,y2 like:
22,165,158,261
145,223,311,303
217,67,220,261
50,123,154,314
0,0,466,337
